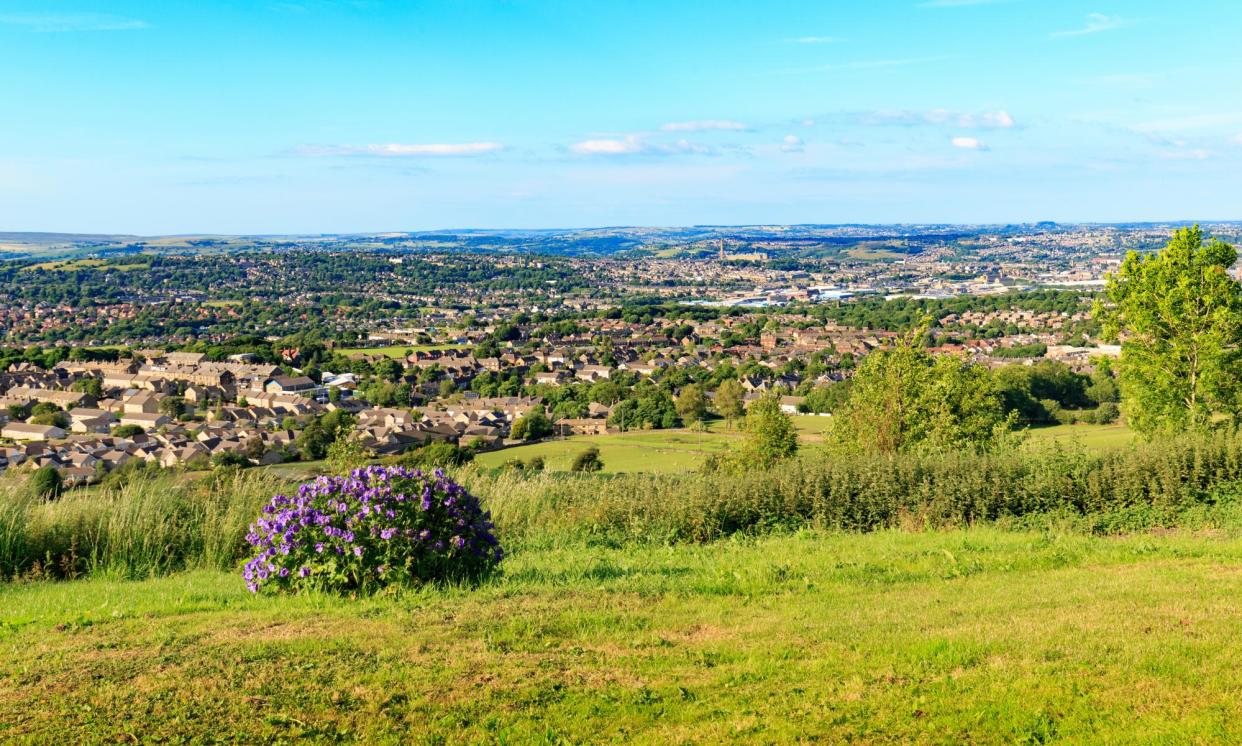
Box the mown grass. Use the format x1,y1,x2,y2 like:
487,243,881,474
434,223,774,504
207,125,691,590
475,415,837,473
475,429,740,473
337,344,464,359
1024,421,1137,450
4,529,1242,743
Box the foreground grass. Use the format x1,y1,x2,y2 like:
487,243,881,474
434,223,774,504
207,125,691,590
4,529,1242,743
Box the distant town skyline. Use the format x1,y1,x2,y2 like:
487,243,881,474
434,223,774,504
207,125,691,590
2,0,1241,233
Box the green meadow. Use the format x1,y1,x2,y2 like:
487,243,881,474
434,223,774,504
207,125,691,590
4,529,1242,743
476,418,1135,474
337,344,465,359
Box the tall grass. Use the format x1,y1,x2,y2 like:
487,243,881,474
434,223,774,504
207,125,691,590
5,430,1242,581
463,429,1242,544
0,469,277,580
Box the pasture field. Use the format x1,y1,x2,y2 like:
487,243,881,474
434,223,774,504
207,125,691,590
337,344,464,359
4,528,1242,743
475,428,740,473
1024,422,1137,450
844,244,908,261
21,258,148,272
474,418,1130,474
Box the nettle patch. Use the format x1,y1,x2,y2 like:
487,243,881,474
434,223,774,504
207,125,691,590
243,466,502,593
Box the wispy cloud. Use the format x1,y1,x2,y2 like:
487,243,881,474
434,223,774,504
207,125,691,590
861,108,1015,129
779,55,958,74
295,142,504,157
1233,134,1242,146
569,135,711,156
779,135,805,153
1051,13,1127,38
1159,148,1211,160
660,120,748,132
1134,112,1242,133
0,13,149,31
787,36,841,44
951,136,988,150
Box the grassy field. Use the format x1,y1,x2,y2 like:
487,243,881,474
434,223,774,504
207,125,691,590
475,429,741,473
338,344,464,359
21,258,148,272
1024,422,1137,450
845,244,908,261
474,417,1128,474
4,528,1242,743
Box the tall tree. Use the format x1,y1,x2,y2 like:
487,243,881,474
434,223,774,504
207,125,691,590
714,378,745,427
741,392,799,468
675,383,707,429
1095,226,1242,436
830,334,1013,454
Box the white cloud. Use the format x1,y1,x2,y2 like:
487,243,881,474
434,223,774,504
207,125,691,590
569,135,712,156
780,135,804,153
660,120,748,132
1051,13,1126,38
863,108,1015,129
951,136,987,150
297,142,504,157
788,36,840,44
1233,133,1242,146
570,136,646,155
0,13,148,31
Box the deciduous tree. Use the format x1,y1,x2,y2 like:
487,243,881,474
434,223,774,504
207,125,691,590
1095,226,1242,436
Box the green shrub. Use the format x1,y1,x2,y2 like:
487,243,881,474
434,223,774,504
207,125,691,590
571,447,603,473
462,429,1242,544
29,467,63,500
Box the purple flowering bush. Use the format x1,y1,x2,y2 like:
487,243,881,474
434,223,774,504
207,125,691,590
243,465,502,593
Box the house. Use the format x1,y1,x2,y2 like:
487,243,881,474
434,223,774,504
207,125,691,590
574,365,612,382
1,422,66,441
779,396,805,414
554,418,611,436
118,412,173,430
70,415,116,434
122,391,163,414
265,375,316,394
164,351,207,366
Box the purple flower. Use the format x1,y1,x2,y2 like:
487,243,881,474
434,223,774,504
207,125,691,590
242,466,502,594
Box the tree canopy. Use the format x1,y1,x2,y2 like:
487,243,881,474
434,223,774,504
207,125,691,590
1095,226,1242,436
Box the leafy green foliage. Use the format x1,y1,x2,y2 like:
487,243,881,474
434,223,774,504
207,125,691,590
713,378,745,424
401,441,475,470
1096,226,1242,436
674,383,707,428
570,446,604,473
830,337,1014,454
28,466,62,500
740,393,799,468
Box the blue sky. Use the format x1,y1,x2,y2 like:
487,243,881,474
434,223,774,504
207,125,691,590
1,0,1241,233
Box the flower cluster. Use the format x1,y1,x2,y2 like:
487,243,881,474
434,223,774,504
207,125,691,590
243,465,502,593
